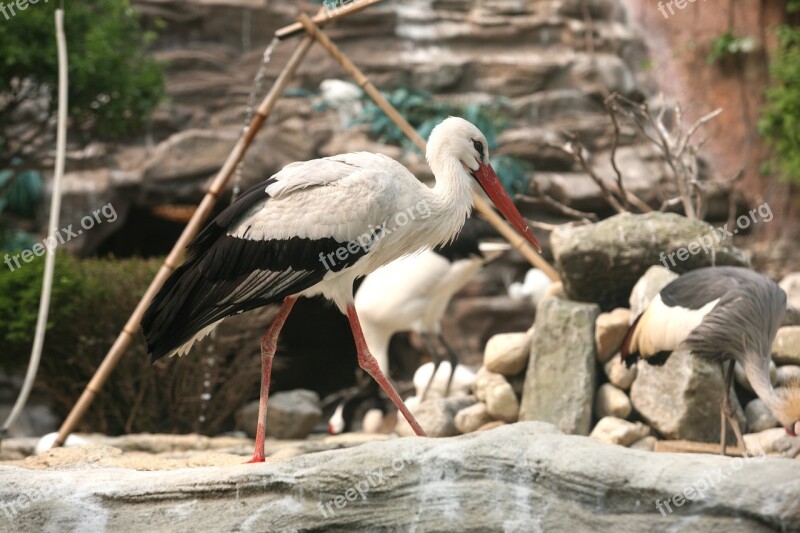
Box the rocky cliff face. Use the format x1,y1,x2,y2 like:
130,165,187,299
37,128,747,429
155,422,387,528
58,0,685,256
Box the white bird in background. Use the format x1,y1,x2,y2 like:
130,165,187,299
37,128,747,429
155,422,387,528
142,117,542,462
355,216,508,398
319,79,363,128
507,267,553,307
329,217,504,434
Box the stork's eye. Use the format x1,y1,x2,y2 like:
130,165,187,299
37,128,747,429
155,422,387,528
472,139,485,160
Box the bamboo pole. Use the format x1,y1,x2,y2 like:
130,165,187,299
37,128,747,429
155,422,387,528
51,35,316,448
275,0,384,40
296,13,559,281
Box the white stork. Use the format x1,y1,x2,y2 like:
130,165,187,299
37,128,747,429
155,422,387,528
141,117,541,462
621,266,800,454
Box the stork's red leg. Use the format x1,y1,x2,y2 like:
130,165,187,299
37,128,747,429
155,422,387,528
247,296,297,463
346,305,427,437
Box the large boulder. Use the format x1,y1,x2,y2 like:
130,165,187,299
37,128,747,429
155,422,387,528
2,423,799,531
551,212,749,310
520,298,599,435
630,351,744,443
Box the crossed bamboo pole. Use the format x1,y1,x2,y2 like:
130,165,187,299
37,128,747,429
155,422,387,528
53,4,557,447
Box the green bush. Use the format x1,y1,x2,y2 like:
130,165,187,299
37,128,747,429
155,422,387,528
0,256,260,435
0,0,165,140
759,25,800,184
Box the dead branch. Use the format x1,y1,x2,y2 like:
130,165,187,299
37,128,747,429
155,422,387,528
518,193,599,223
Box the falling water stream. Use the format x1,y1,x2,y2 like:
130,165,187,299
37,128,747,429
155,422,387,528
231,37,280,204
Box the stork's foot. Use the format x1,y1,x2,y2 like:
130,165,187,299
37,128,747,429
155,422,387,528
246,455,266,464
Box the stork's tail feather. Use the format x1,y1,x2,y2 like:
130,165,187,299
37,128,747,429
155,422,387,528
141,259,232,363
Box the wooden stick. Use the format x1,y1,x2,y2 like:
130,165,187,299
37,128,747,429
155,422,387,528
296,13,560,281
51,36,316,448
276,0,384,40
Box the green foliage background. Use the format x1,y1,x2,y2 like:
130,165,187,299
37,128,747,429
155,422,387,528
759,23,800,184
0,255,260,435
0,0,165,138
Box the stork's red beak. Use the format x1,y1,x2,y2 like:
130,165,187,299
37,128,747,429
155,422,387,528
472,162,542,253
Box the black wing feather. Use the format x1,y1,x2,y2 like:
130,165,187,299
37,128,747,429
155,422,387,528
142,178,369,361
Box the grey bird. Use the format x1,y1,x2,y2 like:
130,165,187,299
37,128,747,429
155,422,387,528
621,266,800,454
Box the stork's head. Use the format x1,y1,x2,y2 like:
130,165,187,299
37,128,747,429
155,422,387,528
426,117,542,253
772,382,800,437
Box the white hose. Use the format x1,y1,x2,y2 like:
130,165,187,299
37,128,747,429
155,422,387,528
1,9,68,440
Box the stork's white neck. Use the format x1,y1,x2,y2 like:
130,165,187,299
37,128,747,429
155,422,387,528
425,154,474,243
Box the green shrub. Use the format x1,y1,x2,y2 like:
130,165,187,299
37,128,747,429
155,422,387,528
759,25,800,184
0,256,259,435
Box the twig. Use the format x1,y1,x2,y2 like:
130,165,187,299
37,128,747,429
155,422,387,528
518,193,599,223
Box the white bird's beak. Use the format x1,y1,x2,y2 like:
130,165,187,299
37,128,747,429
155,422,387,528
472,162,542,253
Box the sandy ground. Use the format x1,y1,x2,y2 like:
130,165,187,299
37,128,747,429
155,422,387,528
0,432,391,471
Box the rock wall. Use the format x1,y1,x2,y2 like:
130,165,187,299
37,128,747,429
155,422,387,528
2,423,798,531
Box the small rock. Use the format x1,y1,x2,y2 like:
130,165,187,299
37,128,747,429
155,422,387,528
395,396,476,438
474,367,509,401
476,420,506,432
745,399,779,433
743,428,800,458
734,360,777,391
485,381,520,422
236,389,322,440
779,272,800,309
595,383,632,419
362,409,397,435
773,327,800,365
454,402,494,434
776,365,800,387
629,266,678,318
542,281,564,299
484,332,531,376
604,355,637,390
590,416,649,446
595,308,631,363
629,436,656,451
